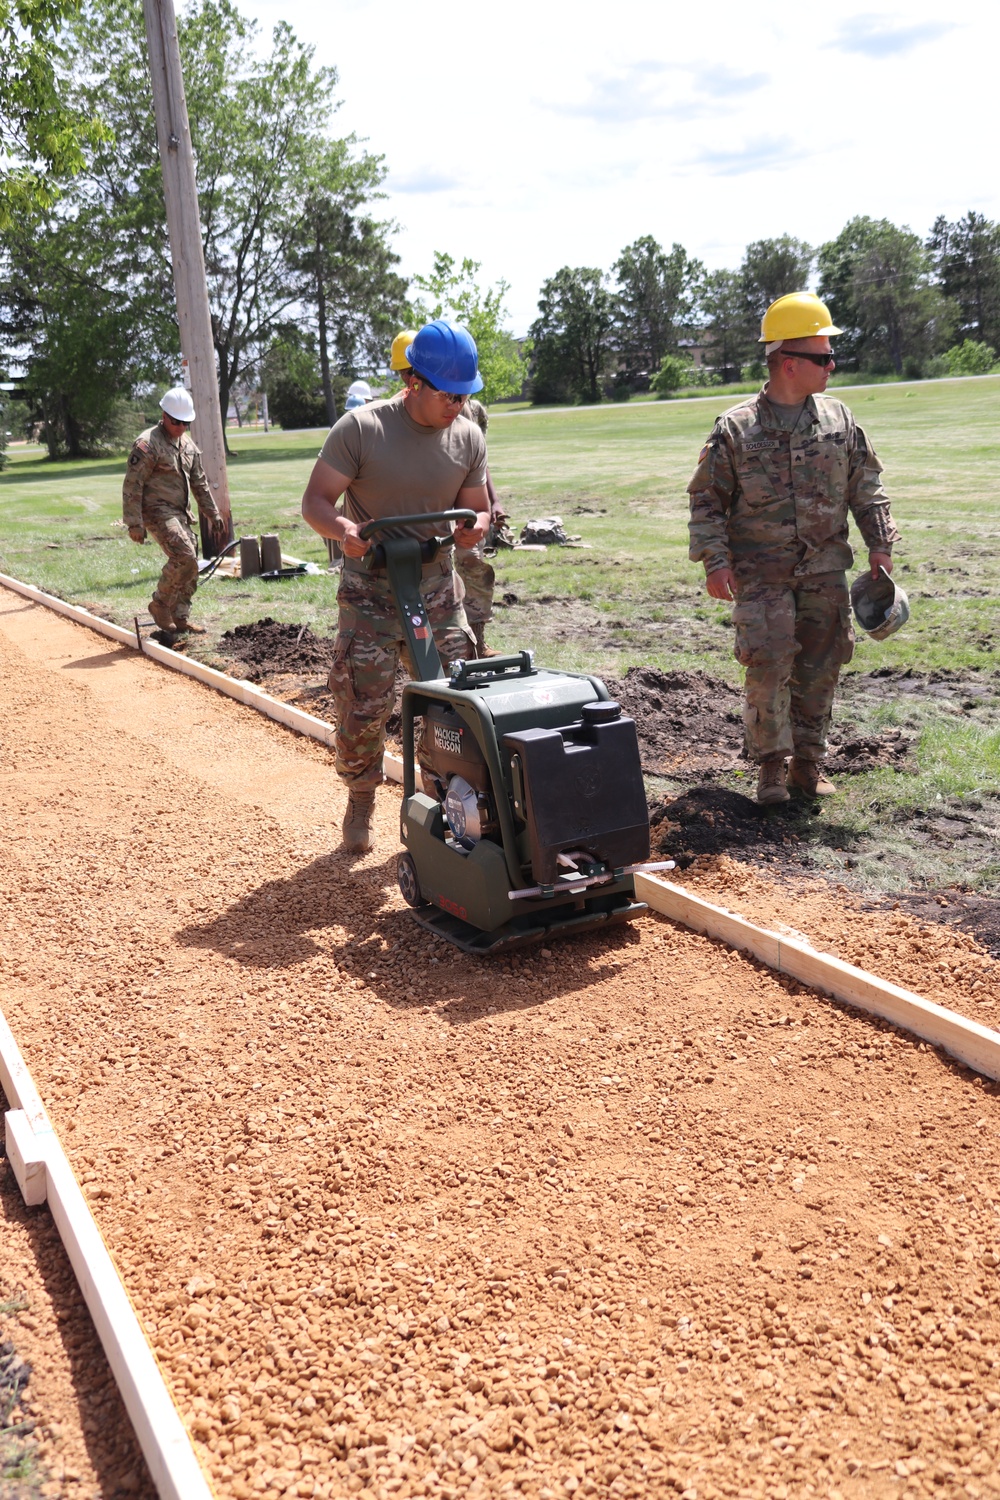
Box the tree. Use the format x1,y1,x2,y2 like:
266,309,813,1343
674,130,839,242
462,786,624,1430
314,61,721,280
927,212,1000,351
612,236,703,376
413,252,529,405
944,339,997,376
0,0,107,224
819,217,950,375
0,192,169,456
650,354,692,398
0,0,394,452
529,267,615,404
180,2,344,445
699,269,749,381
739,235,814,330
261,327,338,429
290,141,408,424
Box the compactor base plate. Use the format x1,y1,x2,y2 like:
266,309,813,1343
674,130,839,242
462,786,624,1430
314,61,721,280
405,897,648,955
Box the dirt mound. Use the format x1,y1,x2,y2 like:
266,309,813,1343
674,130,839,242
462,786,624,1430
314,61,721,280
604,666,743,776
824,727,912,773
219,617,334,680
844,665,1000,704
648,785,800,867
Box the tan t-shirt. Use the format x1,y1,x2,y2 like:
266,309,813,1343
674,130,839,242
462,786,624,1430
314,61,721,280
319,392,487,538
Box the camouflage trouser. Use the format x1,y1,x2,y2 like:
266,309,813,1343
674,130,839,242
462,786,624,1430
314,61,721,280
144,502,198,621
454,544,495,627
732,571,854,763
328,559,475,789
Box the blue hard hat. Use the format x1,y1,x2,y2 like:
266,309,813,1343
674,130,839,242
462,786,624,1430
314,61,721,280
345,392,367,410
406,320,484,395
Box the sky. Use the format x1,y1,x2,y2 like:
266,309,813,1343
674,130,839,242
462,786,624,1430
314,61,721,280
246,0,997,336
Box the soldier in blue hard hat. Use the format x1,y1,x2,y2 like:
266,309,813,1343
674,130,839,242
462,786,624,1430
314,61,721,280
302,319,490,854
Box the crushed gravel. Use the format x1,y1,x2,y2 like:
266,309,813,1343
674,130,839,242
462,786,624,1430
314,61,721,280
3,590,1000,1500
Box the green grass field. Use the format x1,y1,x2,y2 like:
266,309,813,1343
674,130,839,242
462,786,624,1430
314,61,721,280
3,375,999,893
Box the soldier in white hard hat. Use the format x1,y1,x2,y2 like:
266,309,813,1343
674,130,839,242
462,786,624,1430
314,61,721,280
688,293,901,805
122,387,226,636
345,379,373,411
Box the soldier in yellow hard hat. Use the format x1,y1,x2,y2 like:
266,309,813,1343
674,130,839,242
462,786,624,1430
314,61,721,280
687,292,902,806
390,329,419,382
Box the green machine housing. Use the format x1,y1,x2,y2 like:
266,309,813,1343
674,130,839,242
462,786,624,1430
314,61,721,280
356,508,651,954
398,653,651,953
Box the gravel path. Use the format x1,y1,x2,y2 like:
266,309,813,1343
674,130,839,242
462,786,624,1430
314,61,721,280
2,589,1000,1500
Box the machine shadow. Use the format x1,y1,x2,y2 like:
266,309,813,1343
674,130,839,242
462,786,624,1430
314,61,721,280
174,850,643,1022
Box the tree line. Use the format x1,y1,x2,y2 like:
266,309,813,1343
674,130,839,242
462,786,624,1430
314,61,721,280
528,217,1000,404
0,0,527,460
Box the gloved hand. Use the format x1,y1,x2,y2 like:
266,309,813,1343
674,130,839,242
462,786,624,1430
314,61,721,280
211,514,229,545
128,525,147,544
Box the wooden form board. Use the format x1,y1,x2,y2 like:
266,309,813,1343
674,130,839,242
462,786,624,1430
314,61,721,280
0,1006,214,1500
636,873,1000,1083
0,575,409,780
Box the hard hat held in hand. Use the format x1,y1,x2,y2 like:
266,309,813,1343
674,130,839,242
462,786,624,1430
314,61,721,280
390,330,417,372
759,292,842,345
851,564,910,641
160,386,196,422
407,320,484,395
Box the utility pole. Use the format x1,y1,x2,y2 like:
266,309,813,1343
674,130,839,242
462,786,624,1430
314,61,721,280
143,0,232,556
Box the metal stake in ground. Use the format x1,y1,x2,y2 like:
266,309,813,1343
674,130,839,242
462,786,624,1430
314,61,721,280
143,0,232,557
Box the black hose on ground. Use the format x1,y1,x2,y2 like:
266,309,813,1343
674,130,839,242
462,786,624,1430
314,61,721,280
198,537,243,583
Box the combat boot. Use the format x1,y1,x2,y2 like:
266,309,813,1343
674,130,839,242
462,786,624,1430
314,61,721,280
788,758,837,797
148,599,177,634
472,621,488,657
173,618,207,635
756,756,789,806
342,788,376,853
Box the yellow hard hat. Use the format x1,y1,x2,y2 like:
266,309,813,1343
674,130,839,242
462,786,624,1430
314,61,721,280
759,292,842,344
390,329,418,372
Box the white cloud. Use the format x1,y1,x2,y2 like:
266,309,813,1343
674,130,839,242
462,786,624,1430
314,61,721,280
827,14,957,56
687,136,811,177
388,170,462,196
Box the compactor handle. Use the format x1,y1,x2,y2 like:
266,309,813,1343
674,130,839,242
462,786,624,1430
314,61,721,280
359,509,477,542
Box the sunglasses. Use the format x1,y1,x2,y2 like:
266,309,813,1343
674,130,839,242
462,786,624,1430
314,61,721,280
417,377,467,406
781,350,835,368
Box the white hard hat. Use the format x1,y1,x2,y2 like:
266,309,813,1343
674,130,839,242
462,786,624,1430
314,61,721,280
347,379,372,400
160,386,196,422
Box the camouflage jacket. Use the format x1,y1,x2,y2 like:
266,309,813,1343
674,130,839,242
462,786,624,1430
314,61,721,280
687,389,901,583
122,421,220,529
463,398,489,435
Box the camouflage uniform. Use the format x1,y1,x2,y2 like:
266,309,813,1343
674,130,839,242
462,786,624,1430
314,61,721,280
122,421,222,624
688,390,900,764
328,557,474,789
454,398,496,641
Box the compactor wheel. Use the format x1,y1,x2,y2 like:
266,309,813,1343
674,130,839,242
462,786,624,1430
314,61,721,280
397,851,423,908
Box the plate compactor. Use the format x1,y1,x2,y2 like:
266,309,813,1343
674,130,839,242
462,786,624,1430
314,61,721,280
361,509,670,955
